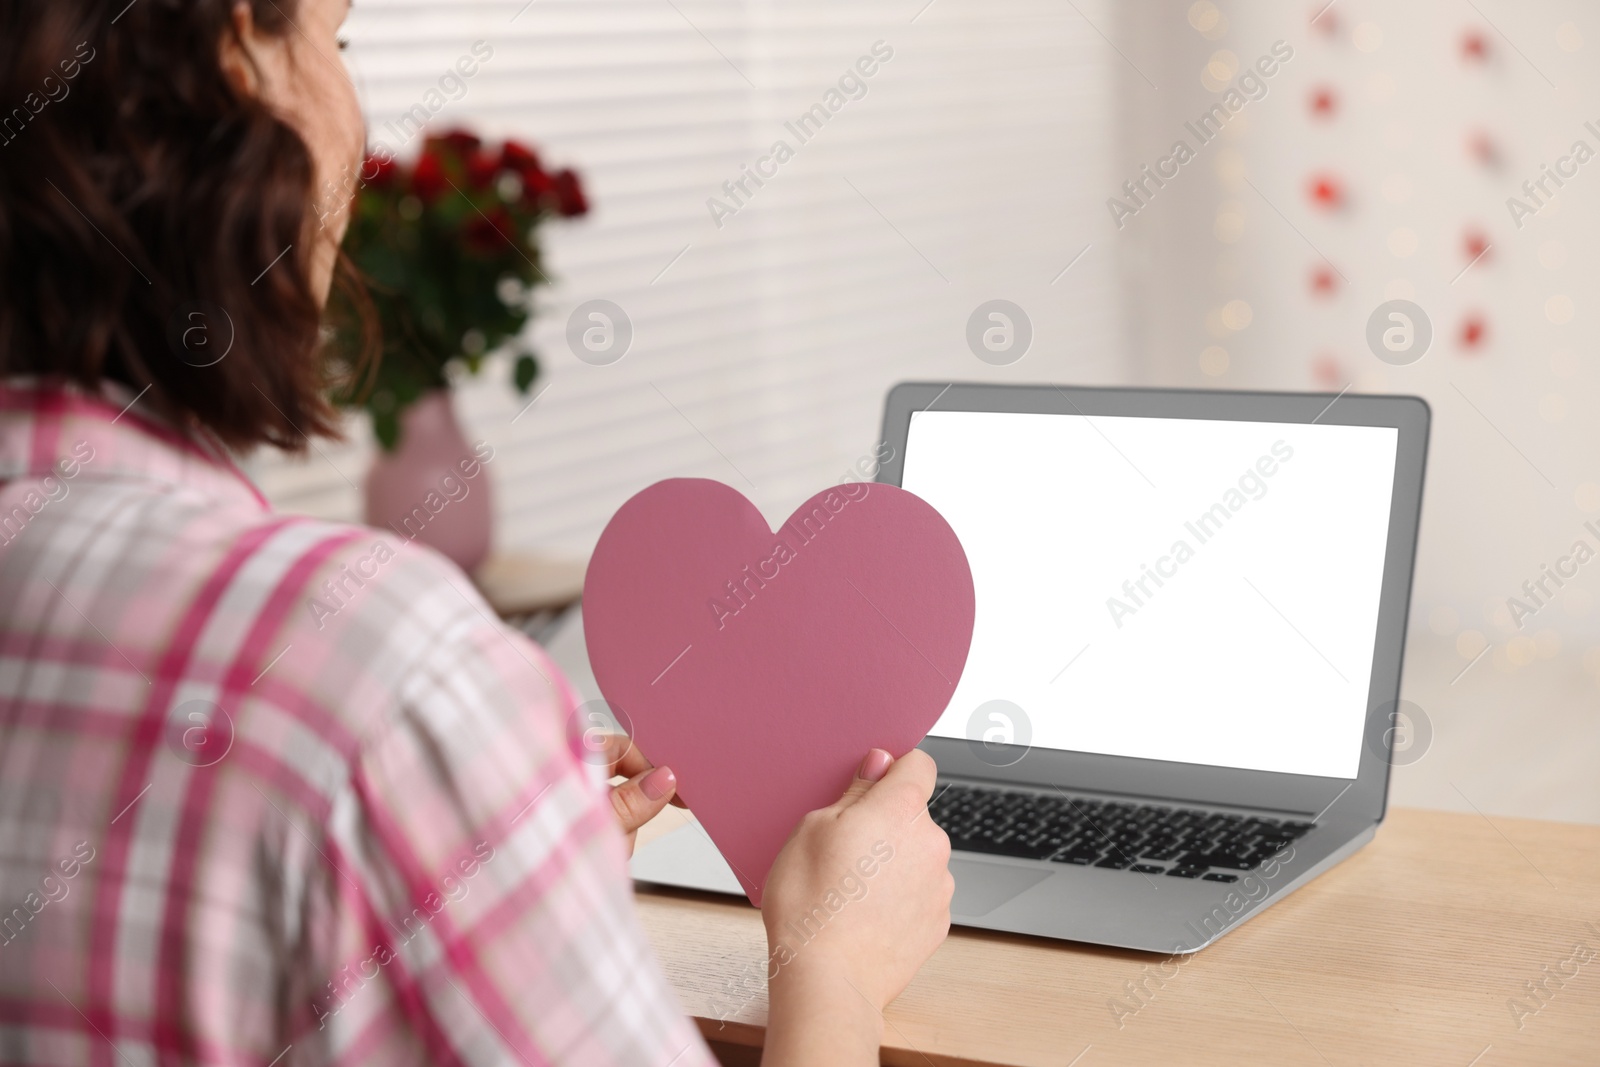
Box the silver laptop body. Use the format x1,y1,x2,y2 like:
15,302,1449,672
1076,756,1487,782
632,382,1429,953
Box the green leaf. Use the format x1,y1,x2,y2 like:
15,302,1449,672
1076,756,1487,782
513,352,539,394
373,408,400,452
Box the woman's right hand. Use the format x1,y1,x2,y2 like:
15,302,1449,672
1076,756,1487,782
758,748,953,1066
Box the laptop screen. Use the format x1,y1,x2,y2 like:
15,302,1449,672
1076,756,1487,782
901,409,1400,780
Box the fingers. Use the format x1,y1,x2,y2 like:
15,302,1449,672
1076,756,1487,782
854,747,938,817
834,748,894,809
606,735,655,781
610,765,677,837
584,730,636,773
590,733,692,810
883,746,937,796
833,747,938,815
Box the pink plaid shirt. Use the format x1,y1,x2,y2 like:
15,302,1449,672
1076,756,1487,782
0,381,714,1067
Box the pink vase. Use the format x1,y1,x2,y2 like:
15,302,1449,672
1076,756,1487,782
363,389,493,572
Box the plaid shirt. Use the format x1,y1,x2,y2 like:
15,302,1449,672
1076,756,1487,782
0,381,714,1067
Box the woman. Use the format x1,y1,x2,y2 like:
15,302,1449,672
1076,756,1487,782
0,0,953,1064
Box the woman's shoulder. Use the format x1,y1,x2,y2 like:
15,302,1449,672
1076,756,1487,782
206,512,574,746
172,505,478,635
275,518,475,638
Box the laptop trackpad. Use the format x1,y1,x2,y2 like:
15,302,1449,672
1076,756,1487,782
950,859,1053,918
634,826,1054,919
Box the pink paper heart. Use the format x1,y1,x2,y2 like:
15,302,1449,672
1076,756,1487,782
583,478,975,904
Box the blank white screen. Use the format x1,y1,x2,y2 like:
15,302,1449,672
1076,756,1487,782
902,410,1399,779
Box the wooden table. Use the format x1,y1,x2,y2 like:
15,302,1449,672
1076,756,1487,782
473,552,587,642
633,807,1600,1066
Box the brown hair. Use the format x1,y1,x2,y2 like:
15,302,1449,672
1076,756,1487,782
0,0,353,452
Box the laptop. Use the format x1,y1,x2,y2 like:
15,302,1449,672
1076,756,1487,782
631,381,1430,953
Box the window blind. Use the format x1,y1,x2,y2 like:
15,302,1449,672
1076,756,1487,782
255,0,1128,552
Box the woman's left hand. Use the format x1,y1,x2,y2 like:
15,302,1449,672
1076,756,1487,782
591,732,682,856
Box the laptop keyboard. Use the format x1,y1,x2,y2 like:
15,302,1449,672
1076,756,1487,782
928,783,1315,882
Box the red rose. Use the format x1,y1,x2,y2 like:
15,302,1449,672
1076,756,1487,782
520,166,554,208
464,206,516,253
466,150,499,190
361,153,398,190
551,168,588,217
500,140,541,173
411,153,447,203
430,129,482,157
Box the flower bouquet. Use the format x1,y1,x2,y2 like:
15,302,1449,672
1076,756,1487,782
329,128,589,448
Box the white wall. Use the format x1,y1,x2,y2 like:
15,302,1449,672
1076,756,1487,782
1102,1,1600,822
1112,0,1600,656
